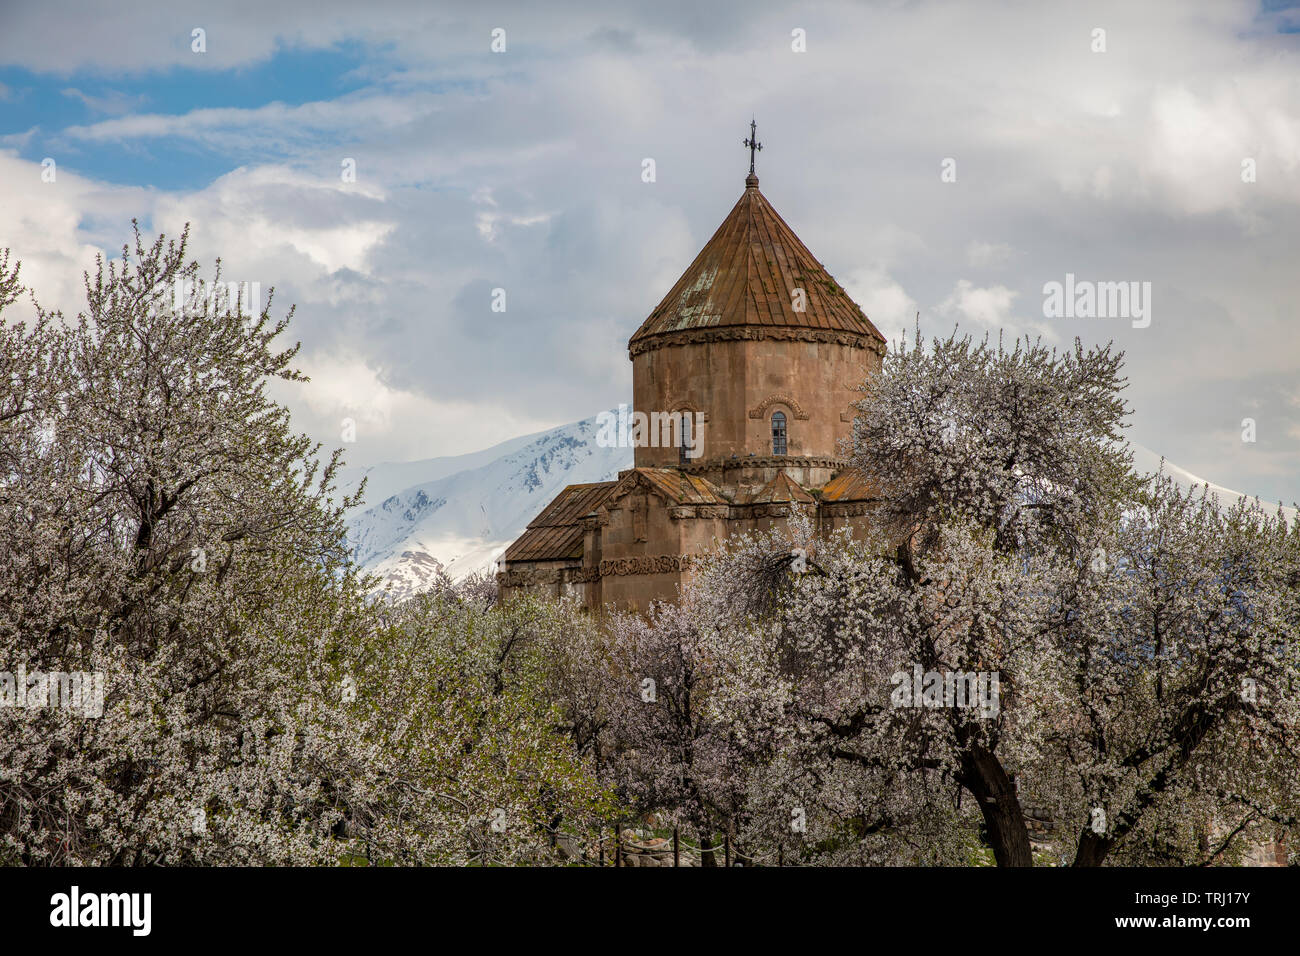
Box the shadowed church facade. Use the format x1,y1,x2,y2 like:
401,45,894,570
499,131,886,610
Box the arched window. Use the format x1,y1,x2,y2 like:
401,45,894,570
678,412,693,466
771,411,787,456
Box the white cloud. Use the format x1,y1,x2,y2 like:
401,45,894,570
60,87,147,116
938,279,1013,324
151,165,394,285
936,279,1059,344
0,150,148,325
276,351,563,463
965,241,1015,270
2,0,1298,502
842,266,917,344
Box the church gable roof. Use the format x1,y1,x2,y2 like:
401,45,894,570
819,467,879,502
502,480,617,562
605,467,730,508
746,470,816,505
628,176,885,349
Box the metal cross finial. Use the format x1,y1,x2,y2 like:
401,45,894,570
744,118,762,176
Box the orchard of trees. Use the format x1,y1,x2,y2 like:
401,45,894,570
1,225,1296,865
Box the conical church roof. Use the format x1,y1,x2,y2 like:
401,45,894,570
629,173,885,350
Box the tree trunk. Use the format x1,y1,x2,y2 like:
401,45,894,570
1073,830,1112,867
699,833,718,867
962,744,1034,867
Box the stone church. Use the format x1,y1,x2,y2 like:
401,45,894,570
499,145,886,611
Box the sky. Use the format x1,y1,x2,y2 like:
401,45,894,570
1,0,1298,505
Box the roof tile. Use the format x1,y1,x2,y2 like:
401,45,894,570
746,470,816,504
503,481,618,562
819,468,879,502
629,179,885,347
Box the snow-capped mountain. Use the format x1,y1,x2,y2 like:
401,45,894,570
340,411,633,598
1128,444,1296,522
338,413,1295,600
334,429,548,514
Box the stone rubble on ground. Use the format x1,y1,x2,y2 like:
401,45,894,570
616,829,700,867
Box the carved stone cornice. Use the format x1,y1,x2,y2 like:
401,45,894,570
628,326,883,358
598,554,700,577
499,554,706,586
677,455,847,475
667,504,730,520
819,501,881,517
498,567,562,588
